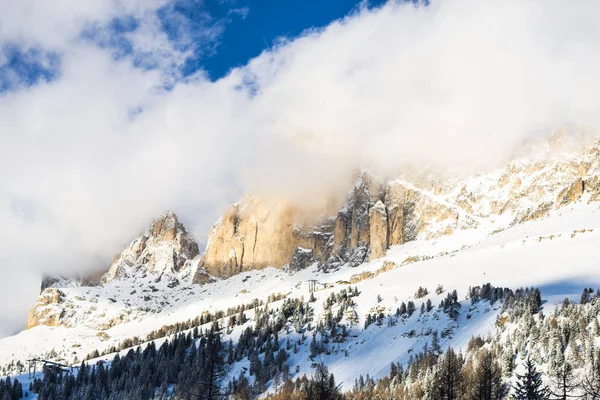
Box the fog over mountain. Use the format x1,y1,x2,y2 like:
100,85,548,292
2,0,600,336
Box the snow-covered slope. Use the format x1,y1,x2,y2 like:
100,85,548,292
25,212,201,329
5,200,600,386
7,134,600,395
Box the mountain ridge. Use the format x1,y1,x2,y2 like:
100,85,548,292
26,135,600,333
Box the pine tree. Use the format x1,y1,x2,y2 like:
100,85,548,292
304,364,341,400
399,302,407,316
502,350,515,377
581,350,600,400
407,301,416,317
549,360,578,400
431,348,464,400
467,350,507,400
512,357,550,400
310,335,319,358
432,331,442,355
232,372,252,400
192,328,230,400
581,288,591,305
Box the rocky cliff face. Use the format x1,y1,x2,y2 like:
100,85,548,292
29,135,600,330
369,201,389,260
329,173,392,267
193,195,334,281
196,137,600,276
26,289,67,329
195,173,407,276
103,212,199,286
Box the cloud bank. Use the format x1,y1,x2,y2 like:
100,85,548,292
2,0,600,336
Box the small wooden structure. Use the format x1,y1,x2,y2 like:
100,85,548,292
27,359,73,379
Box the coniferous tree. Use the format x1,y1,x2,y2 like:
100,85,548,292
407,301,416,317
582,350,600,399
432,331,442,355
399,302,407,316
304,364,341,400
502,351,515,377
467,350,507,400
431,348,464,400
513,357,550,400
549,360,578,400
230,371,252,400
192,328,230,400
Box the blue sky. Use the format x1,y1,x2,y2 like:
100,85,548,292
0,0,390,93
0,44,61,92
182,0,387,80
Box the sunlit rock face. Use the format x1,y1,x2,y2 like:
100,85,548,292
103,211,199,285
194,195,333,280
197,136,600,277
30,134,600,330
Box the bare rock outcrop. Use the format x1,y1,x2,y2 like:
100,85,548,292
387,204,404,246
330,173,385,267
26,289,66,329
556,179,584,206
104,212,199,284
369,201,388,260
289,247,314,272
195,172,409,276
194,196,332,280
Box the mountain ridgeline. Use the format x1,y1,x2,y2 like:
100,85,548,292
28,135,600,331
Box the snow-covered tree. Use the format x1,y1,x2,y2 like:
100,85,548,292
512,356,550,400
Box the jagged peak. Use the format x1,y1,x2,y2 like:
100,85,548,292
351,169,381,189
148,211,188,242
345,171,385,207
100,211,200,285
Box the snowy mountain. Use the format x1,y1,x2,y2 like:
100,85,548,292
102,211,200,285
6,133,600,398
200,133,600,277
26,212,201,330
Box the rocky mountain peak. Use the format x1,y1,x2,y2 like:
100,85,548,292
102,212,199,285
150,211,179,242
27,137,600,332
193,196,318,281
194,171,400,280
27,212,201,330
194,138,600,278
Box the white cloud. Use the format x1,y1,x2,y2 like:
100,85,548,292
2,0,600,336
0,0,167,49
239,0,600,173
